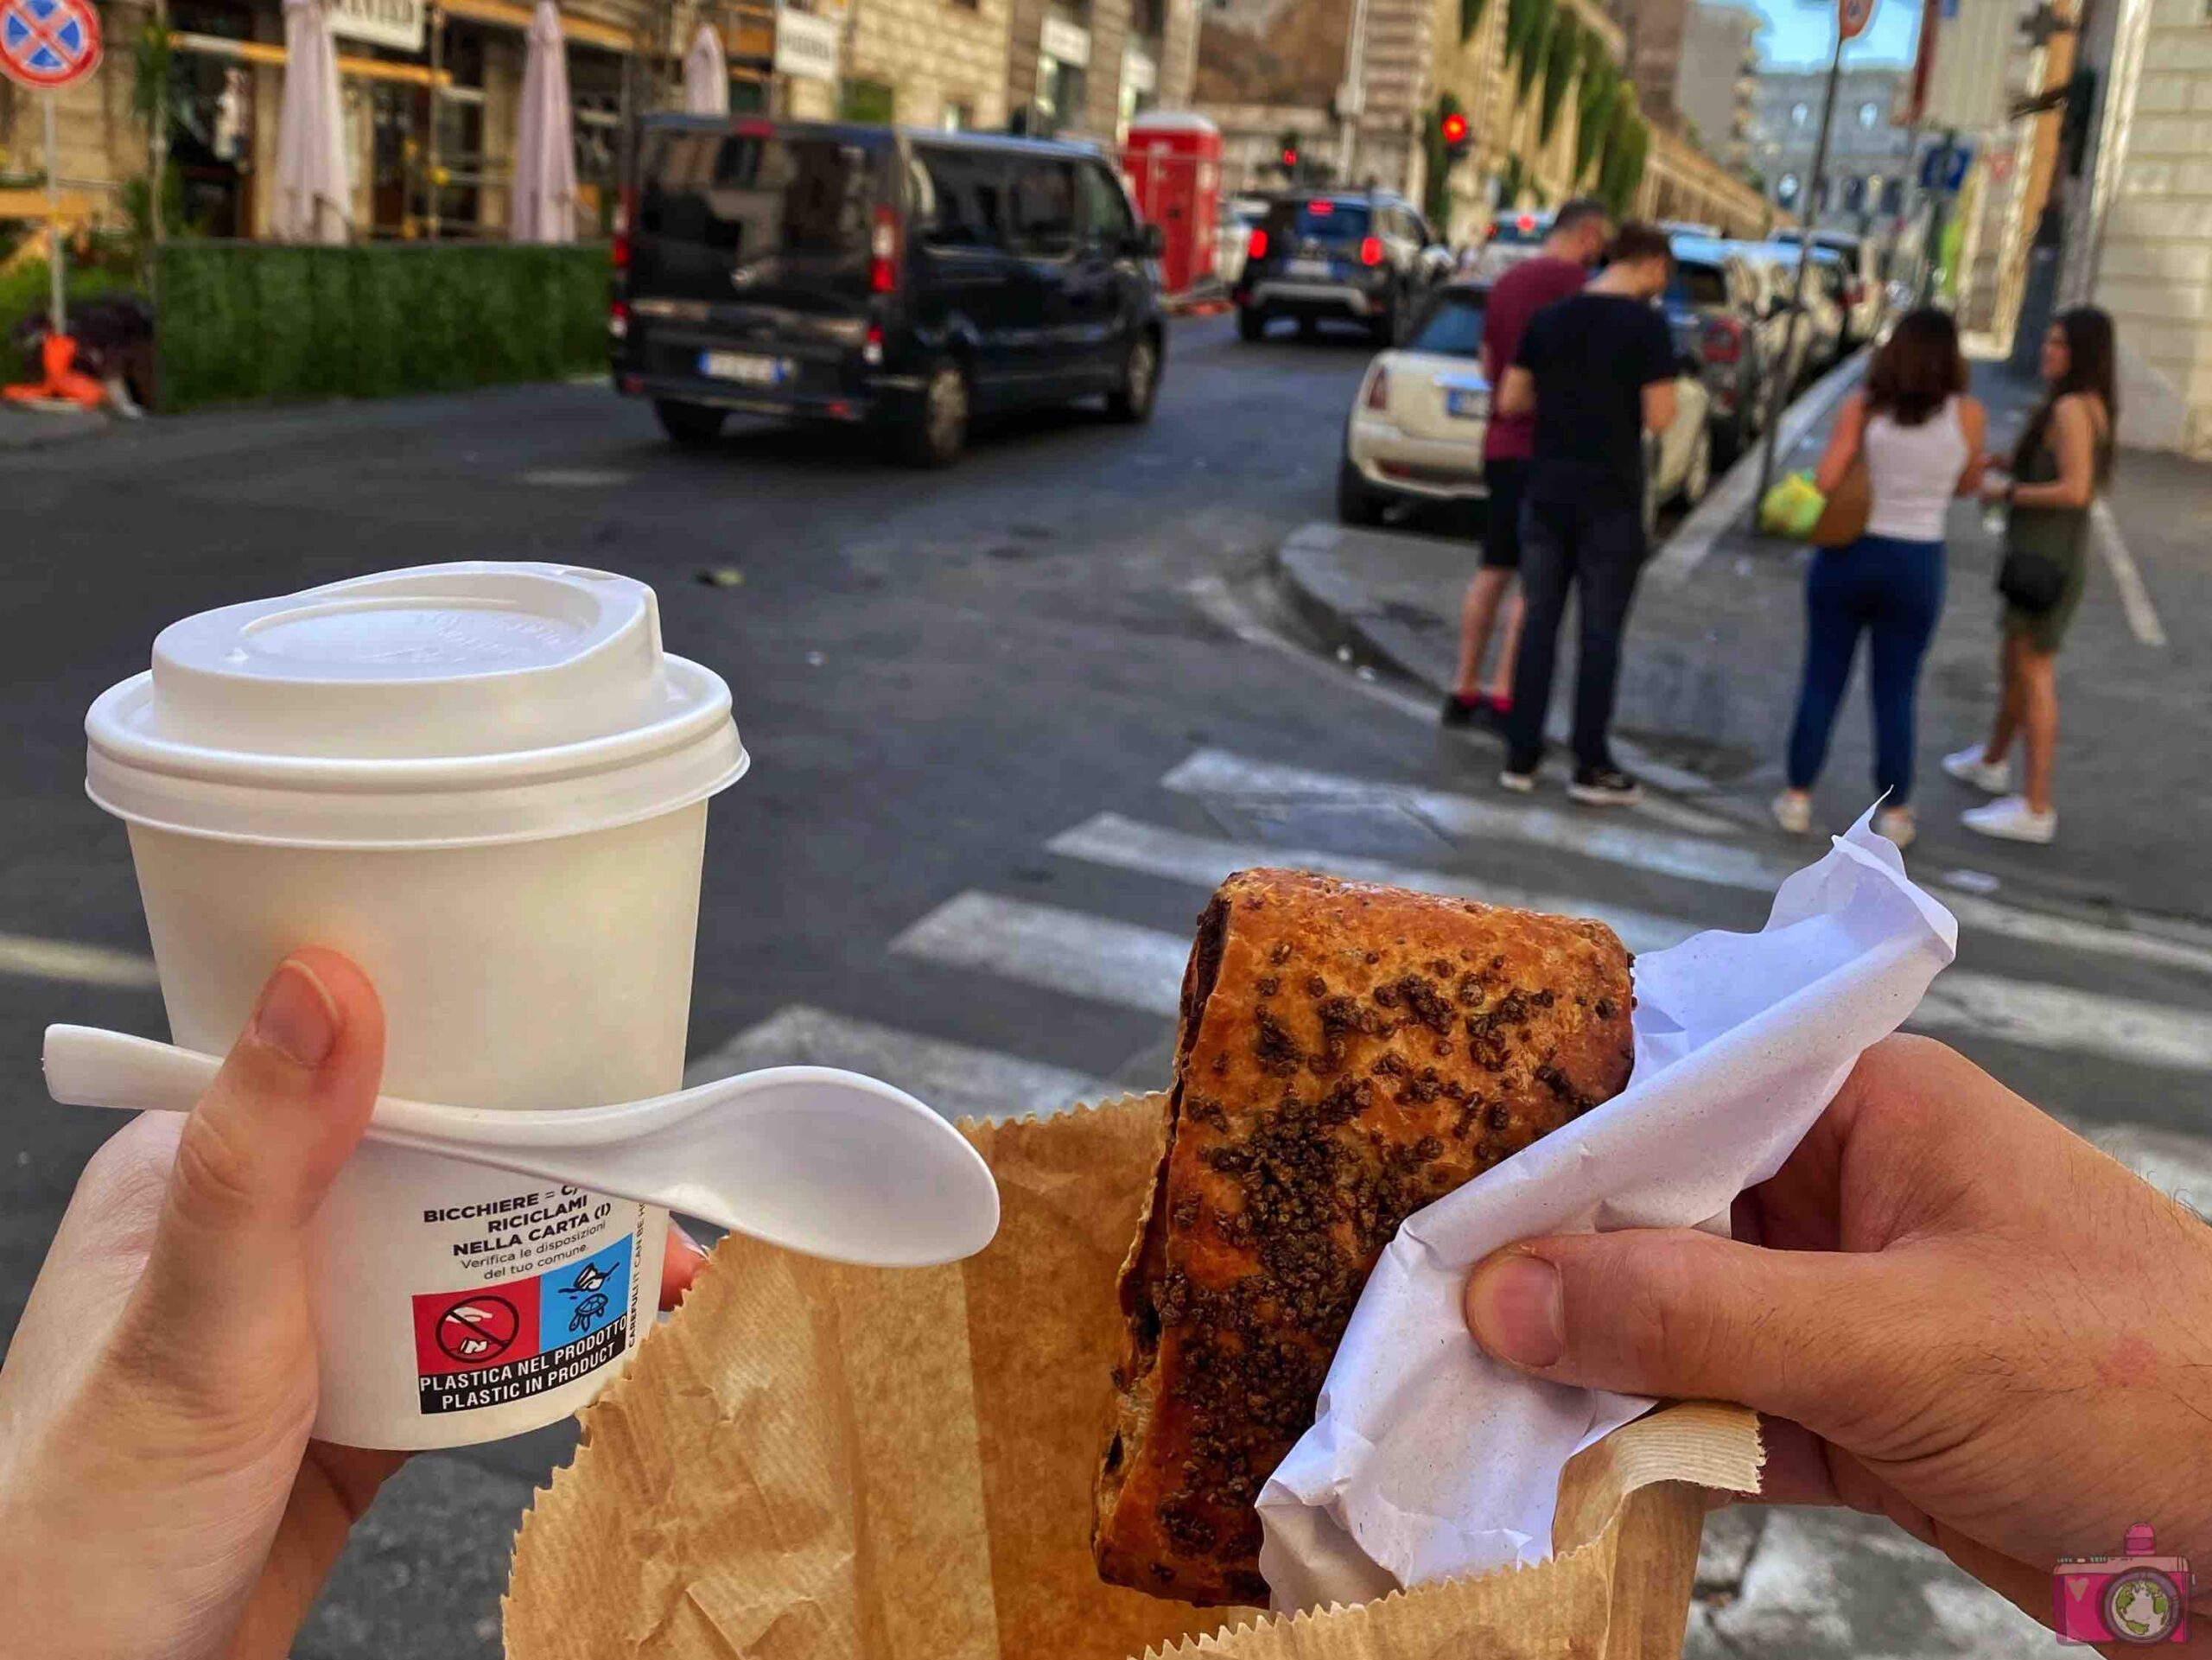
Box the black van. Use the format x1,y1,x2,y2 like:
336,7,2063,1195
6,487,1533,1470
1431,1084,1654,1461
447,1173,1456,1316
612,118,1167,466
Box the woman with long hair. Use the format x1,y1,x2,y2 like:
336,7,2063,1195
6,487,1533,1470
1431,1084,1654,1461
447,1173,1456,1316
1943,308,2117,845
1774,308,1987,849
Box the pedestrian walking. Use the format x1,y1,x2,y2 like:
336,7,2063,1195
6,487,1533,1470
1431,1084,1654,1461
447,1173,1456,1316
1944,308,2117,846
1440,200,1611,732
1773,309,1987,849
1493,220,1679,805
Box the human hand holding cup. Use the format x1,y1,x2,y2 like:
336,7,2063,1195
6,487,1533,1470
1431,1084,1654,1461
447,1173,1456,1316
0,950,709,1660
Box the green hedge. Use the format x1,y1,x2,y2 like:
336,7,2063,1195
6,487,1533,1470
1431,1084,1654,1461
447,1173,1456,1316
156,241,610,411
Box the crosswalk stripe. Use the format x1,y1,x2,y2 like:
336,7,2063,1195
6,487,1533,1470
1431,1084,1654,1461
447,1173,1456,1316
0,932,160,989
1046,813,1695,955
889,893,1186,1017
1162,747,2212,978
888,886,2212,1075
683,1003,1113,1123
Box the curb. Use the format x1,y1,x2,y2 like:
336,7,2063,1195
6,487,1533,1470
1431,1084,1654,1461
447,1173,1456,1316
0,408,114,454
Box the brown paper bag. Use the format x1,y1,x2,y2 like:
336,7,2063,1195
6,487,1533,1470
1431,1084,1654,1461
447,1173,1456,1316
505,1097,1763,1660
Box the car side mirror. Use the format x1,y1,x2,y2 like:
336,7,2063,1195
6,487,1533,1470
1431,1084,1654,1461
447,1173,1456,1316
1140,222,1166,258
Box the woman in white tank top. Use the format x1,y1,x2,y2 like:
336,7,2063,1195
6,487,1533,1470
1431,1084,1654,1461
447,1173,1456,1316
1773,309,1988,849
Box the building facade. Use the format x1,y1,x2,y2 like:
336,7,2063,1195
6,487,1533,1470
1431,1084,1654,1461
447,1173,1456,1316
1747,63,1913,227
1003,0,1199,141
1675,2,1760,172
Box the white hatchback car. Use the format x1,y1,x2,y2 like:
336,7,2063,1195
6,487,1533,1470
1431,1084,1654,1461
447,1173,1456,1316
1339,283,1713,530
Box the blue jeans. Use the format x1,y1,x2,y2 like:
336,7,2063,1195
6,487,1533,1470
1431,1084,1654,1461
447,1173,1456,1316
1785,533,1947,805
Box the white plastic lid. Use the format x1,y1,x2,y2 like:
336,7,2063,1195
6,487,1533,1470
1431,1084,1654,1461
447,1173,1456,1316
86,563,747,849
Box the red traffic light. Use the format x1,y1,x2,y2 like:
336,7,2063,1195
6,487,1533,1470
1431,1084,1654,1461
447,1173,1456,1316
1281,146,1299,167
1440,112,1468,145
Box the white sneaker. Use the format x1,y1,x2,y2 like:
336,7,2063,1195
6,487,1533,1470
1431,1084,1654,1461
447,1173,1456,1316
1874,806,1916,850
1771,792,1813,835
1498,767,1536,794
1942,746,2012,795
1961,795,2055,844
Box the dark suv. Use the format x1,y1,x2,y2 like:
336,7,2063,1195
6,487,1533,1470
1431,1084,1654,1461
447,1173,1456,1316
1233,191,1450,345
613,118,1167,466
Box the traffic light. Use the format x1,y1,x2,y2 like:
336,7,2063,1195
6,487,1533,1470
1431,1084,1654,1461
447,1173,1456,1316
1440,111,1470,158
1281,144,1300,171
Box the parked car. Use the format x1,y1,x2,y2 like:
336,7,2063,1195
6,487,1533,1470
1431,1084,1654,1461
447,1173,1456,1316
1338,283,1711,529
1732,242,1840,393
1337,282,1492,524
1466,208,1553,283
613,118,1166,467
1810,229,1888,350
1236,190,1452,344
1215,194,1268,287
1665,234,1773,466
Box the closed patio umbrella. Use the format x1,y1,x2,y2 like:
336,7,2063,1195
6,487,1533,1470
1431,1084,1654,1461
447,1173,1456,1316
270,0,351,243
683,19,729,116
510,0,578,243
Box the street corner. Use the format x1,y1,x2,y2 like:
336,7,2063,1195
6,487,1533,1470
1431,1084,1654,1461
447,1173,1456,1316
1271,518,1474,691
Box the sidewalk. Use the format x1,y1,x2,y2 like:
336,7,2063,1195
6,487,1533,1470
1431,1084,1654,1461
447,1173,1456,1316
1275,359,2212,927
0,404,111,452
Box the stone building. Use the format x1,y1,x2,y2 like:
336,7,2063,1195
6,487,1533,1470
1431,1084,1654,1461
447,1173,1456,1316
1005,0,1199,141
1674,2,1759,172
1747,62,1913,227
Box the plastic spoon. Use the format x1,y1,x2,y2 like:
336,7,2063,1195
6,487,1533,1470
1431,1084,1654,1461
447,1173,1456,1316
41,1024,1001,1269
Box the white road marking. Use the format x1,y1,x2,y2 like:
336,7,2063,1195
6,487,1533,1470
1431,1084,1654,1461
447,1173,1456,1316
0,933,160,989
1046,813,1694,955
893,872,2212,1073
1164,747,2212,978
891,893,1186,1017
1165,747,1796,891
683,1003,1112,1123
2089,500,2168,648
1647,348,1868,586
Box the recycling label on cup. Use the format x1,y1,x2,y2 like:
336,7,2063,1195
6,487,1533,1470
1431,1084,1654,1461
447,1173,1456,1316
409,1197,641,1415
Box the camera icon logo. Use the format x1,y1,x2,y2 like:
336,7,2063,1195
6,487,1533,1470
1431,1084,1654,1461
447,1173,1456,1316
2054,1524,2190,1645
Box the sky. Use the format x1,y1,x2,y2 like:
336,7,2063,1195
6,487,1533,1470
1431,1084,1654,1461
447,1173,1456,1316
1746,0,1923,69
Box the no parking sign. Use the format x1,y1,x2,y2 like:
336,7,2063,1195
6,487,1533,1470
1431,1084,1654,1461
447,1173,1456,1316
0,0,103,90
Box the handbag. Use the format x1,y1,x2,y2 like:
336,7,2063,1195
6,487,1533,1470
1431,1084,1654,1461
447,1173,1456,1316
1808,455,1871,549
1998,544,2069,614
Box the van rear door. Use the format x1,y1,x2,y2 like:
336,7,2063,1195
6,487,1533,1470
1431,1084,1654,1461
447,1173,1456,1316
632,124,889,373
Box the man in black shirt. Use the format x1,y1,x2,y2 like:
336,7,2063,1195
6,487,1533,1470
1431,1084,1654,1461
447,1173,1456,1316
1493,220,1681,805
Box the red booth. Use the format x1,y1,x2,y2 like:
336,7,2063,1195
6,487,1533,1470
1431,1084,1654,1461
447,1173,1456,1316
1121,111,1222,298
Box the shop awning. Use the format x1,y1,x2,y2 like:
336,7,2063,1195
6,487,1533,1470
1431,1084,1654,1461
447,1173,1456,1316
438,0,636,52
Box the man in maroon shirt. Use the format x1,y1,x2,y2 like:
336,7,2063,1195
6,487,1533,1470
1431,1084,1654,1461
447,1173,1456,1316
1441,199,1612,728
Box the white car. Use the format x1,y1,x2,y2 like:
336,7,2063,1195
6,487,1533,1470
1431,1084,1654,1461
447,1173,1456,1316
1339,283,1713,529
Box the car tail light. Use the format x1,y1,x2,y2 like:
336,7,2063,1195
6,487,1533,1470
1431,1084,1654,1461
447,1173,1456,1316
612,186,633,271
1247,227,1268,260
1516,213,1536,232
608,299,629,340
862,321,884,366
734,117,773,138
870,206,901,296
1701,318,1742,365
1365,366,1389,410
1309,200,1333,216
1360,236,1383,266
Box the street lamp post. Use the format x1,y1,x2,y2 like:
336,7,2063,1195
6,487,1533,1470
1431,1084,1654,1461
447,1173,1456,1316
1754,18,1848,512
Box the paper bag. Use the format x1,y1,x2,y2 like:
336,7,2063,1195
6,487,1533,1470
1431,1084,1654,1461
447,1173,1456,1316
505,1096,1761,1660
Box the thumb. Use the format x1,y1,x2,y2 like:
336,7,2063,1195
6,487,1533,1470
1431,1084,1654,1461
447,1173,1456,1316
1464,1228,1912,1437
124,949,385,1393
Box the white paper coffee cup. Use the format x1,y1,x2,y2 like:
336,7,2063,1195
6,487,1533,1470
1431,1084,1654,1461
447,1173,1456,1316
85,563,747,1449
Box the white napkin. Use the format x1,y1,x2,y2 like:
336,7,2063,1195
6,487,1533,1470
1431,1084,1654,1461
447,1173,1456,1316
1255,808,1959,1610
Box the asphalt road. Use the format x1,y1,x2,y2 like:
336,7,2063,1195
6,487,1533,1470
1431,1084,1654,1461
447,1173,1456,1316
3,314,2206,1658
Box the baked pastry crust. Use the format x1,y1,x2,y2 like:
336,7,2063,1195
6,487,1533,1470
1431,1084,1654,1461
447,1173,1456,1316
1092,868,1635,1606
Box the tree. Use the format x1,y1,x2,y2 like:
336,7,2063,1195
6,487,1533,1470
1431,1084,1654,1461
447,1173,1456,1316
1460,0,1486,44
1539,13,1580,144
1504,0,1554,86
1573,42,1618,181
1516,10,1553,100
1597,92,1648,216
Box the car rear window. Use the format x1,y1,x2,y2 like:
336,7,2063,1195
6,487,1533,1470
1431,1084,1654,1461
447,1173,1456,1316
1669,263,1729,307
1264,199,1370,240
1487,214,1548,245
1408,292,1484,357
639,129,880,258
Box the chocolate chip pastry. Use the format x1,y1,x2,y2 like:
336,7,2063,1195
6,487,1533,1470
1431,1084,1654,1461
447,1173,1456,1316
1092,868,1635,1606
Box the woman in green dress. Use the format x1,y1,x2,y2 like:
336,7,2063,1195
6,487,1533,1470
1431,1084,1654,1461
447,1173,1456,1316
1942,308,2116,846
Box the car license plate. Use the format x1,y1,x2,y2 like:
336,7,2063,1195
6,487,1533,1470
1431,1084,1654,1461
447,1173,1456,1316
1287,258,1331,279
1446,389,1488,418
700,351,785,386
